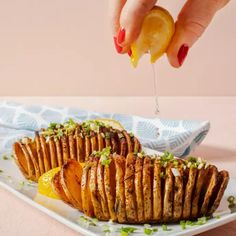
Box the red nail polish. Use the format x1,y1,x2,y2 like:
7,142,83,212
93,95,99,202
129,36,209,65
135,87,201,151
117,28,126,44
127,49,132,57
113,37,122,53
178,44,189,66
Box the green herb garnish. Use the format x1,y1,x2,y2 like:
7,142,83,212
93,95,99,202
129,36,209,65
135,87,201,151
0,169,3,173
93,147,111,166
162,224,172,231
78,216,97,226
2,155,9,160
118,227,137,236
144,227,158,235
180,220,186,230
227,195,235,203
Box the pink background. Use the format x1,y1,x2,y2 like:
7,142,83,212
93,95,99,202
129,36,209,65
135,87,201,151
0,0,235,96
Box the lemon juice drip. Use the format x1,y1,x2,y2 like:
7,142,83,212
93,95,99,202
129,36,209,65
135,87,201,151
151,63,160,115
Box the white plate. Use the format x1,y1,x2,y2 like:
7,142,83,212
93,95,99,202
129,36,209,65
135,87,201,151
0,148,235,236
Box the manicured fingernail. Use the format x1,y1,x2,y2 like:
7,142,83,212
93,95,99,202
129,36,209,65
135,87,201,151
117,28,126,44
178,44,189,66
127,49,132,57
113,37,122,53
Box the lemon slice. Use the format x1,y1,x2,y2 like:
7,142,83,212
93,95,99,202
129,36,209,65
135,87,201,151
95,118,124,131
38,167,61,199
130,6,175,67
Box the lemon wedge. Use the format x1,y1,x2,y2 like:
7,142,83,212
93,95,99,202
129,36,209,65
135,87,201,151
95,118,124,131
130,6,175,67
38,167,61,199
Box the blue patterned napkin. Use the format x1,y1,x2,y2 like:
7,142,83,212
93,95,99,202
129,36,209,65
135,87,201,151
0,101,210,157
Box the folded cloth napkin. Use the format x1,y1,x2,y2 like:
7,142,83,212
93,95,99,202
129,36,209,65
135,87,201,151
0,101,210,157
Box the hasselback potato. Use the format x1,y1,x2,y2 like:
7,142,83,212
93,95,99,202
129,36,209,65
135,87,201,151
53,150,229,224
13,119,141,181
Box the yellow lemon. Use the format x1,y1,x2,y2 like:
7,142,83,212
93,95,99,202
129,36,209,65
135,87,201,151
130,6,175,67
38,167,61,199
95,118,124,131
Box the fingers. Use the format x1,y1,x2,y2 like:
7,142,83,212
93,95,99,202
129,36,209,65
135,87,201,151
110,0,157,54
167,0,230,68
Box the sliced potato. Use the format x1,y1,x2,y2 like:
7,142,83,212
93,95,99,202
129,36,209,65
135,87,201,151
104,156,117,221
97,158,110,220
97,133,105,151
25,141,41,181
123,131,133,153
173,164,184,222
39,134,51,172
35,132,45,175
118,132,127,157
85,136,91,161
89,157,105,220
81,163,94,217
61,136,69,163
163,163,174,222
191,167,209,218
19,142,36,180
208,170,229,215
13,142,30,179
48,137,58,168
90,134,98,153
75,128,86,162
52,172,73,207
142,156,152,222
135,155,144,223
114,154,126,223
60,159,83,211
55,138,63,167
182,166,198,219
133,137,141,153
68,134,76,160
200,166,218,215
110,131,119,154
153,159,162,222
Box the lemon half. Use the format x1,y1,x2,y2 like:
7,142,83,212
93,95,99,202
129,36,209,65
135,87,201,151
130,6,175,67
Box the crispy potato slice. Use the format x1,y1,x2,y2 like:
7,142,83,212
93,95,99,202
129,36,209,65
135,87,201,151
123,131,133,153
208,170,229,215
200,166,218,215
163,163,174,222
110,131,119,154
133,137,141,153
55,138,63,167
81,163,94,217
143,156,152,222
35,132,45,175
97,158,110,220
118,132,127,157
25,141,41,181
104,132,111,149
19,141,36,180
153,159,162,222
13,142,30,179
52,172,73,207
173,164,184,222
85,136,91,161
114,154,126,223
61,136,69,163
135,155,144,223
191,167,209,218
39,134,51,172
48,137,58,168
124,153,137,223
60,159,83,211
68,134,76,160
75,127,86,162
182,166,198,219
104,156,117,221
90,134,98,153
97,133,105,151
89,157,105,220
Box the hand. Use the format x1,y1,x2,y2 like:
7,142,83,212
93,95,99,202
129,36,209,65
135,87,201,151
110,0,230,67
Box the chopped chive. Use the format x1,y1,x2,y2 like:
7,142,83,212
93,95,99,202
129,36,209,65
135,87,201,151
118,227,137,236
227,196,235,203
2,155,9,160
162,224,171,231
0,169,3,173
180,220,186,230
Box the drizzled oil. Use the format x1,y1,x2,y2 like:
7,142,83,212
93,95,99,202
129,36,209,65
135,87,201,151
151,63,160,115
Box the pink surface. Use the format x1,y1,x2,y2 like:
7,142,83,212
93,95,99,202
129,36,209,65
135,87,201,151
0,96,235,236
0,1,235,96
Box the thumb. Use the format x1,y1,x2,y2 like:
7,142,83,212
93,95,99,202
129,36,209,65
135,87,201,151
167,0,230,68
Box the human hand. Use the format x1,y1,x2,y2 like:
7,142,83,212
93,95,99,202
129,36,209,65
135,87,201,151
110,0,230,67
